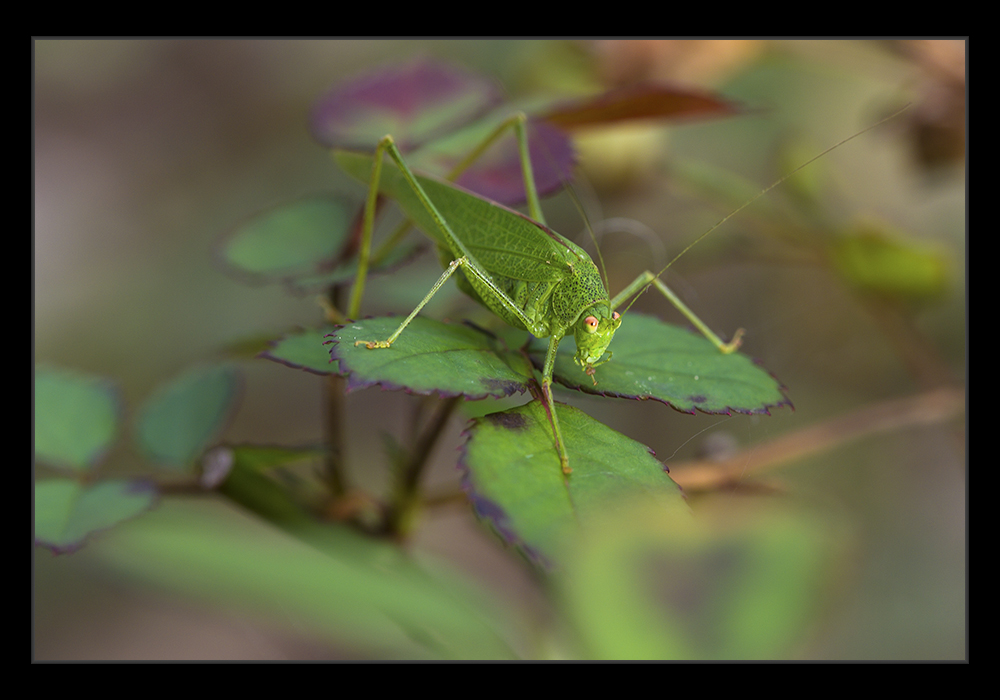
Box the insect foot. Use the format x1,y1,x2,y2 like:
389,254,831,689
355,340,392,349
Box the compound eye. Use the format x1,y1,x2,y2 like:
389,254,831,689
584,316,599,333
612,311,620,320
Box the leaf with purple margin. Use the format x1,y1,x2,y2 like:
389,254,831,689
35,478,158,554
460,401,685,566
261,327,340,376
539,314,790,415
327,317,532,400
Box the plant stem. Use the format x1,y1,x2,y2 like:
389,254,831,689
324,285,348,498
385,395,462,537
323,375,348,498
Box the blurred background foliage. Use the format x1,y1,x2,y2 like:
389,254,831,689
34,39,965,659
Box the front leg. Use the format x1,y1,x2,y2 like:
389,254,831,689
354,257,465,349
611,271,744,354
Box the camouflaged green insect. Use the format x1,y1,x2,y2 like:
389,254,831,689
333,114,744,476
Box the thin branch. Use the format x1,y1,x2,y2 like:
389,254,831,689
669,386,964,492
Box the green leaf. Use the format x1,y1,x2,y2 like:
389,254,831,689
461,401,685,565
559,500,840,659
219,195,352,282
281,240,425,295
261,327,340,375
97,500,518,659
548,314,790,414
328,316,532,400
34,366,119,471
35,478,158,553
830,222,950,302
135,364,242,470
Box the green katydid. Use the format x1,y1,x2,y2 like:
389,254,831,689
334,109,903,476
332,113,734,476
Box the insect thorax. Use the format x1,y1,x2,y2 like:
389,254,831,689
443,243,609,341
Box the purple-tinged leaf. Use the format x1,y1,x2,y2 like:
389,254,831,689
456,119,575,204
413,116,576,205
311,60,504,153
539,83,743,130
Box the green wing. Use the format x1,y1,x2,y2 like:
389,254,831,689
335,149,580,283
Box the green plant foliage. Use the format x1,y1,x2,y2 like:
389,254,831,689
221,196,352,280
831,223,950,302
262,327,340,375
460,401,685,564
549,313,790,413
281,240,424,295
135,364,242,469
98,501,518,659
558,501,839,659
226,444,324,472
329,317,533,399
34,366,119,471
35,478,158,553
37,56,935,660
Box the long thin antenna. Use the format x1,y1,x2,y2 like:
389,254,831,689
561,181,614,306
630,103,912,308
528,118,618,311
